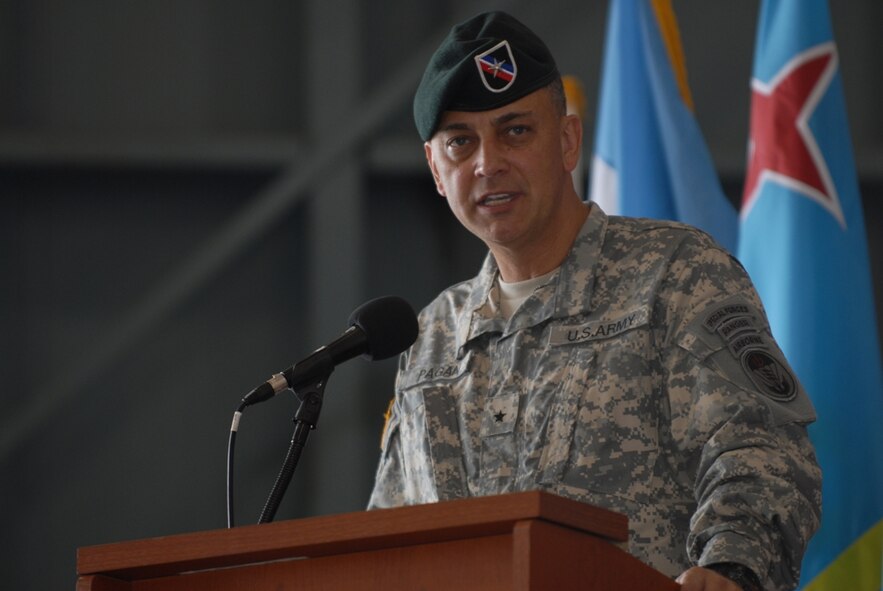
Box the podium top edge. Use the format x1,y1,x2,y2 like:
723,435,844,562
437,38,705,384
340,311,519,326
77,491,628,580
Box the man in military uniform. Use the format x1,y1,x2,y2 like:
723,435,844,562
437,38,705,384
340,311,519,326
368,11,821,591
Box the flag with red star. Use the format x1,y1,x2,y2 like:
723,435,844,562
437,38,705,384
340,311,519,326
742,43,844,227
738,1,883,589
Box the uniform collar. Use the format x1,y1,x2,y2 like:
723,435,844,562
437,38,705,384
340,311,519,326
455,252,500,356
552,202,607,318
455,203,608,356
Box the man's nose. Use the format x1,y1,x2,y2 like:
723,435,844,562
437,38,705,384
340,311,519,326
474,138,508,178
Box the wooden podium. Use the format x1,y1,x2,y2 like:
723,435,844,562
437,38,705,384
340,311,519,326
77,491,680,590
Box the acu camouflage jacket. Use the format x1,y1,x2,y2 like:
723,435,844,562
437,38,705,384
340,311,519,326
369,205,821,590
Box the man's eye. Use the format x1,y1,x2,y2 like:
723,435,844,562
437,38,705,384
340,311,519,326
507,125,529,136
447,136,471,148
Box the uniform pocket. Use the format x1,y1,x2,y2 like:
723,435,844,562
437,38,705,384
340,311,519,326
423,385,469,500
394,382,471,503
539,327,659,503
396,388,434,502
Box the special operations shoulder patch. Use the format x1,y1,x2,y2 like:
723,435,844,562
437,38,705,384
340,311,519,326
682,297,814,424
741,349,797,402
699,297,798,403
474,40,517,93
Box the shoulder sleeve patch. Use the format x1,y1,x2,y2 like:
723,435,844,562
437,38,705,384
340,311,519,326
380,397,397,451
678,295,816,425
741,348,797,402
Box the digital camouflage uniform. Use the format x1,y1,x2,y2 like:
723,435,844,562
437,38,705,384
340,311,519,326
369,205,822,590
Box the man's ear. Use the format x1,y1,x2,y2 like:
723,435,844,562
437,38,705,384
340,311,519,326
561,113,583,173
424,142,447,197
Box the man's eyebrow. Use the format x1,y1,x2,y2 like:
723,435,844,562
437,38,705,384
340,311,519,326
492,110,532,126
438,122,471,133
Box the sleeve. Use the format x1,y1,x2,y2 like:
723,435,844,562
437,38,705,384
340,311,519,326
659,234,822,591
367,353,409,510
367,394,408,509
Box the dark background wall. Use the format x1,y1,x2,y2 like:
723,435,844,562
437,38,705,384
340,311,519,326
1,1,880,588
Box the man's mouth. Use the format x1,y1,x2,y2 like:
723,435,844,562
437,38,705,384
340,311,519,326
479,193,516,206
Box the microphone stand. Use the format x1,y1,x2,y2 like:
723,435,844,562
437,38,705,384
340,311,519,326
257,362,332,524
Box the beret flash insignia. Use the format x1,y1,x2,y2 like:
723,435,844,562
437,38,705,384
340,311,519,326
474,40,518,93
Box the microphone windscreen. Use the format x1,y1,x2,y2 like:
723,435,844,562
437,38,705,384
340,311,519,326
348,296,418,360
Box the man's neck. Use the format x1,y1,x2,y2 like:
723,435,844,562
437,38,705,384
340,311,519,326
493,199,591,282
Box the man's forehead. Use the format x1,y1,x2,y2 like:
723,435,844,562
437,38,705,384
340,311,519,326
437,108,533,132
434,88,549,134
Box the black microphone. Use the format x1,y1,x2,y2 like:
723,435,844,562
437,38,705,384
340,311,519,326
241,296,418,407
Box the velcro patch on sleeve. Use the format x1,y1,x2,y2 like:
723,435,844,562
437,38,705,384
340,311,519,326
681,296,816,423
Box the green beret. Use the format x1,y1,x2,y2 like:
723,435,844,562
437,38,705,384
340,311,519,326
414,11,560,141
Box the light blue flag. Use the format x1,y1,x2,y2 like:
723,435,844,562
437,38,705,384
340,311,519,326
739,0,883,588
590,0,737,252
